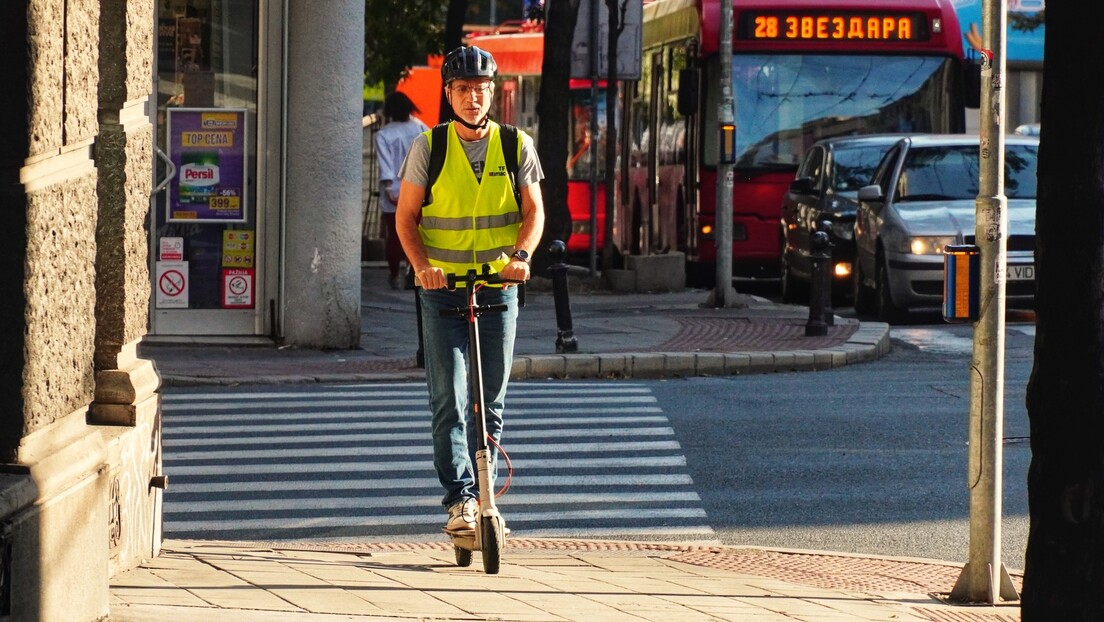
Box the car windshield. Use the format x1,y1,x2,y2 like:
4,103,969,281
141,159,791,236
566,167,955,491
830,144,895,193
896,144,1038,201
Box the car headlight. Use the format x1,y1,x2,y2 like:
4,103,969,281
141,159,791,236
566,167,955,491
908,236,958,255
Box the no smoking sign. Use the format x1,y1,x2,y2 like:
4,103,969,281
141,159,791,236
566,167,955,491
155,261,189,309
221,268,254,309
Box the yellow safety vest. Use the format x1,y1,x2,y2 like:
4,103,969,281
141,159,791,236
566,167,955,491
419,122,521,277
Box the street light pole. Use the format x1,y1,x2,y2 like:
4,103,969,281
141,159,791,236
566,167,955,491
950,0,1018,605
711,0,738,307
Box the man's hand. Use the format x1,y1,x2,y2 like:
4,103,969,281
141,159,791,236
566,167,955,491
415,266,447,289
499,259,531,283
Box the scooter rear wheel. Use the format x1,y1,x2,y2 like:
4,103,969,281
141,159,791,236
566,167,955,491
454,545,473,567
481,517,503,574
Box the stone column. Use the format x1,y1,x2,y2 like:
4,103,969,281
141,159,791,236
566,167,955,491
0,1,164,619
0,1,110,620
283,0,364,348
91,0,164,577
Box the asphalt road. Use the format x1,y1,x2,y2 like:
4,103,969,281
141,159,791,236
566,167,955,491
650,316,1034,569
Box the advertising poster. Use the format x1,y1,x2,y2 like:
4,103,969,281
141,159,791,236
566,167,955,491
166,108,248,222
951,0,1044,62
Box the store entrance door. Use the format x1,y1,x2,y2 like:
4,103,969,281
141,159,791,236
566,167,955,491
149,0,268,337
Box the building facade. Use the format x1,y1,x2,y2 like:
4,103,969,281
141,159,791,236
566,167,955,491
151,0,363,344
0,1,363,620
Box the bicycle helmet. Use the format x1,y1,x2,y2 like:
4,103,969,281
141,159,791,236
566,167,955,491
441,46,497,84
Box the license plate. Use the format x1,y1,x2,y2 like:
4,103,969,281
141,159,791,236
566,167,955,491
1008,264,1034,281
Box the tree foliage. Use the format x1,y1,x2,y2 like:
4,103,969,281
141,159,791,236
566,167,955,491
1022,3,1104,619
364,0,445,90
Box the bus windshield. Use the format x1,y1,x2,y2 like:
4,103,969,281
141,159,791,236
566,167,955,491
704,54,959,168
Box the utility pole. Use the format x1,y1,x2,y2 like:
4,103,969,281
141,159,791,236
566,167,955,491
711,0,738,307
950,0,1018,605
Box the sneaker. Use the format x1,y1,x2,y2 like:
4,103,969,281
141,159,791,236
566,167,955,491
388,275,401,290
445,497,477,532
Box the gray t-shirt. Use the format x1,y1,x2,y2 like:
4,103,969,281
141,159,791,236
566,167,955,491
397,125,544,191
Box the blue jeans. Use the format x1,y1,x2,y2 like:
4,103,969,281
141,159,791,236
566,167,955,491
419,285,518,509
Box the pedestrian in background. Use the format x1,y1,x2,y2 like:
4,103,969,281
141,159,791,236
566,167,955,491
394,46,545,532
375,91,428,289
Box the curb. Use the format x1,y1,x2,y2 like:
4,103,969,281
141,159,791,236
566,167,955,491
156,322,891,387
513,320,890,379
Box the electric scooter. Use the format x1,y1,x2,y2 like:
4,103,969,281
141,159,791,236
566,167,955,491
440,265,522,574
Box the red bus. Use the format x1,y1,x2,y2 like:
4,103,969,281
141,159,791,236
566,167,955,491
621,0,972,283
469,32,610,258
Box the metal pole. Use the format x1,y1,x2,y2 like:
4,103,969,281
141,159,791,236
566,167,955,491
711,0,737,307
950,0,1018,604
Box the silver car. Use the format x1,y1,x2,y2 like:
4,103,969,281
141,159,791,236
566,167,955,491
853,134,1038,322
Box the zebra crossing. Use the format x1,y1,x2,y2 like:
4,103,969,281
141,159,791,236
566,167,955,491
162,382,716,542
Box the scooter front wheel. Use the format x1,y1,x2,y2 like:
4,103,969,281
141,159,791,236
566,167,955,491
481,517,503,574
454,545,473,567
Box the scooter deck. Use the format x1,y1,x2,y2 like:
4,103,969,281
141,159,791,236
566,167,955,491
443,526,512,536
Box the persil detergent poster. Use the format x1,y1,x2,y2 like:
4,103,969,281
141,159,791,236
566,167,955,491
166,108,248,222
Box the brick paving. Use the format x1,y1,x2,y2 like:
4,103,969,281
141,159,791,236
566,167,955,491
657,316,858,352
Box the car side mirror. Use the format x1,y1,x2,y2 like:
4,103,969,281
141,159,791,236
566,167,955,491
789,177,817,195
858,185,884,202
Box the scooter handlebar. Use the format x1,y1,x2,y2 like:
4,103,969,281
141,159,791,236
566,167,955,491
445,271,524,290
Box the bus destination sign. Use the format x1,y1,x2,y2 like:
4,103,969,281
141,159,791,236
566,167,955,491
739,12,930,42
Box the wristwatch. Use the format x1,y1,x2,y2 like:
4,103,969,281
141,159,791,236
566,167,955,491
511,249,531,263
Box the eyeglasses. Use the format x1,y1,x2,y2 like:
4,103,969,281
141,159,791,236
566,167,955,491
451,83,493,98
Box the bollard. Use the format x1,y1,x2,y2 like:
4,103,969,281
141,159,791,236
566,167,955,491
804,228,832,337
817,220,835,327
547,240,579,353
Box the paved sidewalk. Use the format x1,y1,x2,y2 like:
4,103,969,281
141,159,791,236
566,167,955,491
139,264,891,386
114,267,1026,620
110,539,1022,621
